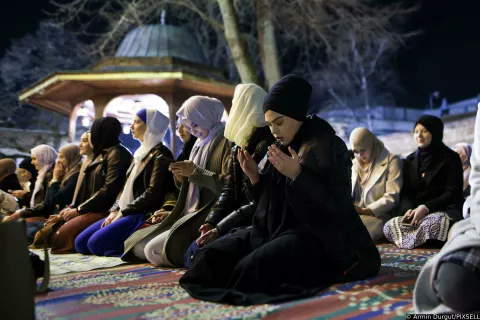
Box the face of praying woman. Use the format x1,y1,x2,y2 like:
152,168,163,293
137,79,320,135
414,124,433,148
130,116,147,142
78,133,93,156
181,118,210,141
265,110,302,146
31,155,40,171
176,122,192,144
353,148,372,165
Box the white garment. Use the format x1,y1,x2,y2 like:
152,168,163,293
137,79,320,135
224,83,267,148
144,230,173,267
414,105,480,313
117,108,169,210
30,144,57,207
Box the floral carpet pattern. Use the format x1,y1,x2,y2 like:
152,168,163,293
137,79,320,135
35,244,439,319
30,248,127,275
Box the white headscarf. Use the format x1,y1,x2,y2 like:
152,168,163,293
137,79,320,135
224,83,268,148
117,107,170,210
30,144,57,207
176,96,225,213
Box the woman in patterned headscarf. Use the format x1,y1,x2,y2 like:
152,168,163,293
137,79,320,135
122,96,230,266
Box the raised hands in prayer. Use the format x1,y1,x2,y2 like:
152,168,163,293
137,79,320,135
266,145,301,180
237,149,259,184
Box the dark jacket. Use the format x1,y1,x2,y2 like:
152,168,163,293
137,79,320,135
27,168,54,209
112,143,177,216
0,174,22,193
218,116,379,280
19,173,79,219
76,144,132,214
205,126,274,227
399,146,465,221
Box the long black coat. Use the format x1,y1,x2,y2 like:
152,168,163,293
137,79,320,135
76,144,132,214
205,126,274,228
111,143,177,217
399,146,465,221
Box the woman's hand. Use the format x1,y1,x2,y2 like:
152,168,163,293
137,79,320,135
169,161,197,177
62,208,80,221
3,211,21,222
238,149,259,184
53,161,66,181
198,223,214,235
402,206,428,227
151,209,170,224
267,145,301,180
196,228,219,247
45,214,61,226
9,190,27,200
102,211,119,228
354,206,374,216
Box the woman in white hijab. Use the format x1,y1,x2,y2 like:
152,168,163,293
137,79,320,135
414,105,480,314
123,96,230,266
74,107,177,257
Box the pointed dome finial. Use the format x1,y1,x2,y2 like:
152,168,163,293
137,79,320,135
161,9,166,25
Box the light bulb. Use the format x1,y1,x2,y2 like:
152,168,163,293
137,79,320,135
122,124,131,135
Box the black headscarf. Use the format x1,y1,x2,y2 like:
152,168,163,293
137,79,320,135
414,115,445,173
263,74,312,122
19,156,37,185
90,117,122,157
176,135,197,162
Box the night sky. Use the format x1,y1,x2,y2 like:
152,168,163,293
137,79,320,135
0,0,479,108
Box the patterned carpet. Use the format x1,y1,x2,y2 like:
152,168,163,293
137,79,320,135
35,244,439,320
30,249,127,275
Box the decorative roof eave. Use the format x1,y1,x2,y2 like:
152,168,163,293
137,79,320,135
19,70,235,102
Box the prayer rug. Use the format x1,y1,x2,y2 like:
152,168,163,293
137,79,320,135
35,244,439,319
30,249,127,275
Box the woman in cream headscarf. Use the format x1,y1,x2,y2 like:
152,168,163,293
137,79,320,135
29,145,57,208
185,84,275,265
350,127,403,241
74,107,177,257
123,96,230,266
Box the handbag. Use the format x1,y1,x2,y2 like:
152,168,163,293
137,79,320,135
0,219,50,319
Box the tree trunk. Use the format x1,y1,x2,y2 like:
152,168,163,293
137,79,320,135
361,75,373,131
217,0,259,85
256,0,281,89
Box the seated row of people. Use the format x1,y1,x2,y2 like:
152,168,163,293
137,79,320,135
1,74,471,306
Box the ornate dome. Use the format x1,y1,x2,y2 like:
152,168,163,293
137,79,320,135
115,24,208,65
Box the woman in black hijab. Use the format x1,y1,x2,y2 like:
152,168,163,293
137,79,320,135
384,115,465,249
49,117,132,253
179,75,380,305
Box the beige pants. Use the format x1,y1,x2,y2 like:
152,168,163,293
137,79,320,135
360,215,386,242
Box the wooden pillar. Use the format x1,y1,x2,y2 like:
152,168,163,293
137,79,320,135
90,95,114,119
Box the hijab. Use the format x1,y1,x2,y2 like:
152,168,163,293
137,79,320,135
176,133,197,162
224,83,268,148
58,144,83,187
349,127,386,186
453,142,472,192
414,115,445,174
71,132,94,206
0,159,17,182
19,157,37,184
176,96,225,214
30,144,57,207
117,107,170,210
90,117,122,158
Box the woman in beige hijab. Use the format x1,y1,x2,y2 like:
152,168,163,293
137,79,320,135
350,127,403,241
